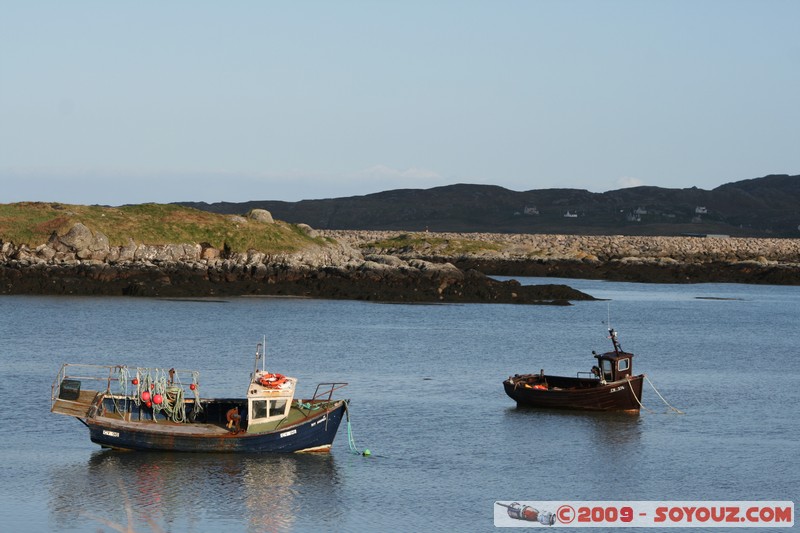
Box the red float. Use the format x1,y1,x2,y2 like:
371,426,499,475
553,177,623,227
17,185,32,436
189,383,196,391
141,390,151,402
153,393,163,405
145,401,152,408
132,378,139,385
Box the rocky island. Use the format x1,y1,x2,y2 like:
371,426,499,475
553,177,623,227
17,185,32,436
3,203,798,305
0,203,591,304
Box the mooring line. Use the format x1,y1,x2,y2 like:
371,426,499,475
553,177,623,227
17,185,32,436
627,376,657,414
645,375,685,414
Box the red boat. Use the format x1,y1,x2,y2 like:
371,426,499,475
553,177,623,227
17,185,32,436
503,329,645,413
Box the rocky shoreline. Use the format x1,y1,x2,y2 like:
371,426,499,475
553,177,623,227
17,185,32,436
5,223,797,303
324,230,800,285
0,223,592,304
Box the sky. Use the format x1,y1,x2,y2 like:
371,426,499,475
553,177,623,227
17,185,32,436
1,1,799,205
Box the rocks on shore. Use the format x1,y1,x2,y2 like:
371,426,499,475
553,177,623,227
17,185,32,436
324,230,800,285
0,224,592,303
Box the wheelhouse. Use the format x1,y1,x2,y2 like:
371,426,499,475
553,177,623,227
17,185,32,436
592,328,634,383
594,352,634,382
246,373,296,431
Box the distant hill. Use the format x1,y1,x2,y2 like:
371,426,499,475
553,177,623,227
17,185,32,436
178,174,800,237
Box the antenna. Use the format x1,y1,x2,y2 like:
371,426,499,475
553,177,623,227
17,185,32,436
252,336,267,378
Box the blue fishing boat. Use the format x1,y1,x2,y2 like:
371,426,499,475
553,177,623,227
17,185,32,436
51,340,348,453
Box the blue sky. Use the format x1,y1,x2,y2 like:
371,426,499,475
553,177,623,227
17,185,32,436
1,1,798,205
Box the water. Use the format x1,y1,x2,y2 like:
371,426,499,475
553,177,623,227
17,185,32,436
1,280,798,532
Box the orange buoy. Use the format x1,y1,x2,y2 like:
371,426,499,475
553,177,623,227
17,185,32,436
258,373,287,388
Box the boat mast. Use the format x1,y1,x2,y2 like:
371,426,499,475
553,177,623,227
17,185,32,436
253,336,266,377
609,328,622,355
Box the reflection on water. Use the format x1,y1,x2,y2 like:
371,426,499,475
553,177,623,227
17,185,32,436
49,450,341,532
505,406,644,446
3,286,795,532
502,406,645,483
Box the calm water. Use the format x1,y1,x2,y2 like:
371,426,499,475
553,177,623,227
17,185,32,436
1,279,798,532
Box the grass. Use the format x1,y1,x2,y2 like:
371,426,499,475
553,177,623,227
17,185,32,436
365,233,503,256
0,202,323,253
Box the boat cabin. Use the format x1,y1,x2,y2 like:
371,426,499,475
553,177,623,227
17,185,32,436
246,371,296,432
592,351,634,383
591,329,634,383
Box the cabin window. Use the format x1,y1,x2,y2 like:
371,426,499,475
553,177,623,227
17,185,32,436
618,359,630,372
251,400,268,420
270,399,288,417
601,359,613,379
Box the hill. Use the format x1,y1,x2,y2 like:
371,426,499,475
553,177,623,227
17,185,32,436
0,202,321,252
178,174,800,237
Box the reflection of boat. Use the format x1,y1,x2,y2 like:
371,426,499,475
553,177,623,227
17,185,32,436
503,329,645,412
49,450,340,532
51,339,348,452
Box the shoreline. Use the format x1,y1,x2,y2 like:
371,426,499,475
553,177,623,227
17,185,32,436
4,226,799,304
0,228,593,303
325,230,800,285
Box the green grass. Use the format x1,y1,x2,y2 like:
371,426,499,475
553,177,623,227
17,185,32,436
366,233,503,256
0,202,322,253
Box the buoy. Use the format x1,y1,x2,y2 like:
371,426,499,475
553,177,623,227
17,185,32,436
258,373,287,388
189,383,196,391
150,384,155,390
132,378,139,385
152,393,163,405
145,401,152,408
362,449,371,457
141,391,151,402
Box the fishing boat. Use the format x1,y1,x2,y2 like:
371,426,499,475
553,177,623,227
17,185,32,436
50,340,349,452
503,329,645,412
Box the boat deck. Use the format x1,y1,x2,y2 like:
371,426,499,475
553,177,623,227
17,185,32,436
95,415,231,435
246,401,337,434
51,389,101,417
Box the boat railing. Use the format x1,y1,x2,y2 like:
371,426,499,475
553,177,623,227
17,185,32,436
51,363,120,410
51,363,202,411
311,382,349,402
576,371,600,380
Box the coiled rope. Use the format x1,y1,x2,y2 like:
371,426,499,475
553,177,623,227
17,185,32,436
116,366,204,423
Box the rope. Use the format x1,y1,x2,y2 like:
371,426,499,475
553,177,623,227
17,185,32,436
626,376,657,414
343,402,369,456
190,371,203,417
118,366,206,423
645,375,685,414
297,402,322,410
627,375,685,415
112,366,130,415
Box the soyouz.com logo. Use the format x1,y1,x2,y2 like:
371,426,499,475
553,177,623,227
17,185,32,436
494,501,794,528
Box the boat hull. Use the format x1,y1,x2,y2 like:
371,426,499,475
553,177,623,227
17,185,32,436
503,374,644,412
87,401,347,453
